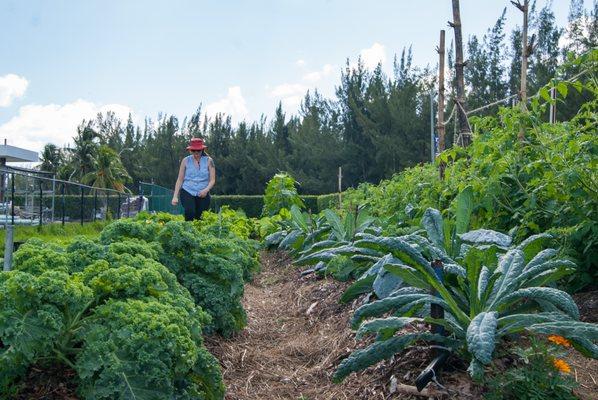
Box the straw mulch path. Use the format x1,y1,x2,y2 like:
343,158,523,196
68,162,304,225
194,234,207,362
204,251,478,400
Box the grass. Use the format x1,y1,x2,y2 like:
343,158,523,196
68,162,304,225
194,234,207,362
0,221,109,257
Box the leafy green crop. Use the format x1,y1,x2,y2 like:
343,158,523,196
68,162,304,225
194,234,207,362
1,234,225,399
333,208,598,383
263,172,305,216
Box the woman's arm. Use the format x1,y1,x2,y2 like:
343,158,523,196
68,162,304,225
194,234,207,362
171,158,186,205
199,158,216,198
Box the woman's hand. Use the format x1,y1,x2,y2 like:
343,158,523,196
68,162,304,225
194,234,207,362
171,197,179,206
198,189,209,198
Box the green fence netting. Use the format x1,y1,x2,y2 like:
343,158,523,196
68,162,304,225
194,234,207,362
139,182,183,215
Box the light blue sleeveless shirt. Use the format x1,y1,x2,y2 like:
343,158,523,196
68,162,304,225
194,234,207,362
182,155,210,195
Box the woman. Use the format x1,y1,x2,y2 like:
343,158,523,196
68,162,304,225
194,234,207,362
171,138,216,221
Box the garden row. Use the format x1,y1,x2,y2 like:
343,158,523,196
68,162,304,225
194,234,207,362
259,52,598,398
0,210,260,399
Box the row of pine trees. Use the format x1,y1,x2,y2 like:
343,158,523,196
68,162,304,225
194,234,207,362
39,1,597,195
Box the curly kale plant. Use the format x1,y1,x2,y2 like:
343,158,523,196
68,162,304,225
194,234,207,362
157,221,247,336
0,235,225,399
333,208,598,383
98,217,257,335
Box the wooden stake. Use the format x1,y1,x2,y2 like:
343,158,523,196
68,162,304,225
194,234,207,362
512,0,529,140
337,166,342,208
449,0,471,147
437,29,446,179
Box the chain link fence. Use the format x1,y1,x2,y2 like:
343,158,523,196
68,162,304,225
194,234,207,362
1,166,143,228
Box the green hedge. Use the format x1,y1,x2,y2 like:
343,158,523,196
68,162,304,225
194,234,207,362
301,196,319,213
210,194,340,217
211,195,264,218
317,194,340,211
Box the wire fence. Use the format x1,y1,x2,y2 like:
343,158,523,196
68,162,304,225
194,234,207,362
0,166,143,228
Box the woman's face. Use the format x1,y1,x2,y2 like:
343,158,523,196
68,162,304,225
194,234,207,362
190,150,202,159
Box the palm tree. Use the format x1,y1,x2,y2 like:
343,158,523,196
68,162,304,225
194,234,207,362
82,145,131,193
39,143,63,174
69,122,99,181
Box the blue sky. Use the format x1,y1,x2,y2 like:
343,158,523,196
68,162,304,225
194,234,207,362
0,0,582,152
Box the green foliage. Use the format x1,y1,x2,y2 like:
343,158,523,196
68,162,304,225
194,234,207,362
195,206,254,240
0,221,108,258
341,52,598,290
77,299,224,400
211,195,264,218
263,173,305,216
484,338,578,400
155,221,248,336
319,255,358,282
333,209,598,383
1,233,225,399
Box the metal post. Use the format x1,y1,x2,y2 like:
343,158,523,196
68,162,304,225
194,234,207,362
11,172,15,226
430,92,435,163
80,186,84,226
51,174,56,223
117,193,121,219
39,179,43,228
93,189,97,222
61,183,66,226
126,195,130,218
3,225,14,271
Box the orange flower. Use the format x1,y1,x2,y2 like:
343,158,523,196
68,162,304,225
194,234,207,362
553,358,571,374
548,335,571,347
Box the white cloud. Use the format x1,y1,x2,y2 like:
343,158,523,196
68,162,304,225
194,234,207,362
268,83,309,110
269,83,308,98
358,42,387,70
204,86,249,123
296,59,306,67
0,74,29,107
303,64,334,83
269,64,338,113
0,99,135,152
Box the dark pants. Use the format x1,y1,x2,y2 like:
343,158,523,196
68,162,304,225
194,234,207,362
180,189,211,221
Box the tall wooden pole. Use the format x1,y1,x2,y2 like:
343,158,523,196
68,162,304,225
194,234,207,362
437,30,446,154
437,30,446,179
512,0,529,140
449,0,471,147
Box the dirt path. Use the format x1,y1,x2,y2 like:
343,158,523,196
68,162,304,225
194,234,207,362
204,251,390,400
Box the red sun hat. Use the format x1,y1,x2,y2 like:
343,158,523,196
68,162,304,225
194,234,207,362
186,138,208,151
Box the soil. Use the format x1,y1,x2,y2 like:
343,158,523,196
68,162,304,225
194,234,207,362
12,363,79,400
